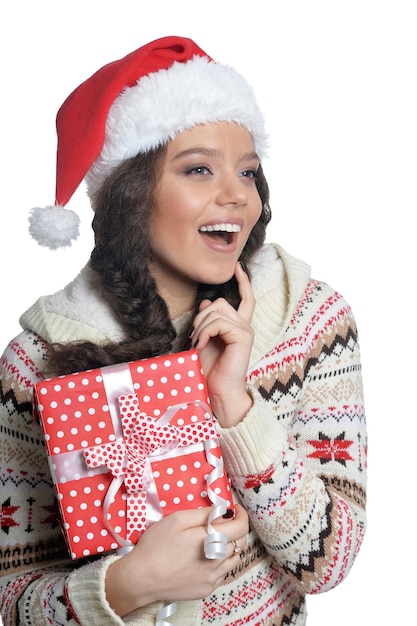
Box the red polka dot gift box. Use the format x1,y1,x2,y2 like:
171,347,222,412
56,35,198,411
33,350,234,559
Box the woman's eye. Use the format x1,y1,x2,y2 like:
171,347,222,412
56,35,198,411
240,169,258,179
185,165,211,175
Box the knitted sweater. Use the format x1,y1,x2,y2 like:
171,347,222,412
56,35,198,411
0,243,367,625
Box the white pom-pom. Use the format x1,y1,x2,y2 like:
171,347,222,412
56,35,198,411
28,205,80,250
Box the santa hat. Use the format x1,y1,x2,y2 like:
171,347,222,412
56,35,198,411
29,35,268,250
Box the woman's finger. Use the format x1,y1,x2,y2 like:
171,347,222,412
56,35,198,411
227,536,247,558
191,299,246,348
235,261,256,323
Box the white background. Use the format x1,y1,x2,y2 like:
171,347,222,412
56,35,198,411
1,1,416,624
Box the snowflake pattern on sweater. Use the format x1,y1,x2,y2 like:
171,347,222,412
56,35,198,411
0,245,367,625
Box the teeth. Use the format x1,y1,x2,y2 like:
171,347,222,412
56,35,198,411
199,223,241,233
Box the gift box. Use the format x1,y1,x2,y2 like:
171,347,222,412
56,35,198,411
33,350,234,559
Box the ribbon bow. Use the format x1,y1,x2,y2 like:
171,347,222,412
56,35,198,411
83,394,217,538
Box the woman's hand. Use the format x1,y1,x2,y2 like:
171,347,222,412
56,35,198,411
191,262,255,427
105,504,249,617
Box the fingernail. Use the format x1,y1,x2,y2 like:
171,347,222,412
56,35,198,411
188,326,195,339
222,508,234,519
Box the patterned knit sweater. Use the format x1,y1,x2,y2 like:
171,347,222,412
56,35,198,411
0,243,367,625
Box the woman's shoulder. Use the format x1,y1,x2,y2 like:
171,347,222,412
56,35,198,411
249,244,354,364
0,329,49,391
19,264,125,346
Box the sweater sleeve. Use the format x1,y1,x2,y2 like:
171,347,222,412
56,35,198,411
217,281,367,595
0,332,162,626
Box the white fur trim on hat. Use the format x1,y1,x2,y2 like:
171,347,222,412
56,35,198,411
86,56,268,196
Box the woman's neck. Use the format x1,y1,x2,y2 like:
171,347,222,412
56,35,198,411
151,269,198,319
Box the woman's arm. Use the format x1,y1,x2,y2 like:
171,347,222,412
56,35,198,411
217,285,366,594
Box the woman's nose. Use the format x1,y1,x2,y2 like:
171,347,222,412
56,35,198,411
215,173,248,207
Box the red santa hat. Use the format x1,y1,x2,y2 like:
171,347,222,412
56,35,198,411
29,35,268,250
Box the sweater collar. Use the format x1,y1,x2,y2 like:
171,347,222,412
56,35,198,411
248,243,310,365
19,244,310,361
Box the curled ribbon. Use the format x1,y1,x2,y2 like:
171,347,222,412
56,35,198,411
156,601,178,626
203,439,229,559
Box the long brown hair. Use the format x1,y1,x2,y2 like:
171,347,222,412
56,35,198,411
47,143,271,376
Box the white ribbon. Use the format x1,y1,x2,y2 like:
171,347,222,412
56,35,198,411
203,439,229,559
156,601,178,626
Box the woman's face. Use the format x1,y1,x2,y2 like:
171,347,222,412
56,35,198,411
149,121,262,315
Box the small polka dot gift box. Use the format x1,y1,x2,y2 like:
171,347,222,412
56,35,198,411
33,350,234,559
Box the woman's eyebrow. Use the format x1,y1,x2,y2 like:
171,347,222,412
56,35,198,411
172,148,259,161
240,151,260,163
172,147,221,160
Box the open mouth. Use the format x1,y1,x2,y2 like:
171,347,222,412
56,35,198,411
198,223,241,245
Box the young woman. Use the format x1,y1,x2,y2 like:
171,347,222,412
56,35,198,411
0,36,367,625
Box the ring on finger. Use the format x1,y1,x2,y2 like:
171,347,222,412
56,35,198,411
232,539,242,554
